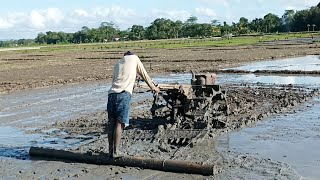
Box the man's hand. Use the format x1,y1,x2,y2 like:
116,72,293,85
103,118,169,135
153,86,160,94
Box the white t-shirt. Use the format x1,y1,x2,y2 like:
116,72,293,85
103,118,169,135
108,54,156,95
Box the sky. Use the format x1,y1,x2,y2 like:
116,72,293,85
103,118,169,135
0,0,318,39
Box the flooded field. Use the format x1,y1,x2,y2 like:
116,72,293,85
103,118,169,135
1,74,320,156
215,97,320,179
0,83,110,128
225,55,320,72
0,55,320,179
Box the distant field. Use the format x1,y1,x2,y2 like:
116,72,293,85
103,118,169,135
0,32,319,93
41,33,314,51
2,33,318,53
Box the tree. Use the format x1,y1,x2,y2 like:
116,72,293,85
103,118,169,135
220,21,231,35
291,10,309,31
238,17,250,34
198,23,213,37
263,13,281,33
185,16,198,25
250,18,264,32
282,10,295,32
99,22,119,42
81,26,90,33
35,32,47,44
28,2,320,44
44,31,59,44
145,18,175,39
128,25,145,40
308,6,320,29
172,20,183,38
211,19,220,26
118,29,130,40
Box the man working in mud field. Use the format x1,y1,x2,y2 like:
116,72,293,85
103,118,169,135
107,51,160,158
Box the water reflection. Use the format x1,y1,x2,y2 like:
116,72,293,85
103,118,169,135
225,55,320,72
1,55,320,161
215,97,320,179
154,73,320,87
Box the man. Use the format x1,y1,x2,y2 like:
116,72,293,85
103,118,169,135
107,51,160,158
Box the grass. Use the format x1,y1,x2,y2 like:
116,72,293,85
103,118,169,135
64,33,318,49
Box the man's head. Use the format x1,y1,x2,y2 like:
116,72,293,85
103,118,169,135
124,51,134,56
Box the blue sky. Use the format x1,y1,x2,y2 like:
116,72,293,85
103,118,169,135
0,0,318,39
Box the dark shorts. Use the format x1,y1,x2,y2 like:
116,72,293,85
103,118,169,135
107,91,131,127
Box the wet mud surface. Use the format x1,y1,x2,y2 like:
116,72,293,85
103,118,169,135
219,55,320,75
1,41,320,93
2,80,317,179
1,45,320,179
225,55,320,72
40,83,319,156
216,97,320,179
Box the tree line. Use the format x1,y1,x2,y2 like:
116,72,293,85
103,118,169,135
1,2,319,47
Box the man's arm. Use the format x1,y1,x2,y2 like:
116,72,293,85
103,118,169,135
136,58,159,92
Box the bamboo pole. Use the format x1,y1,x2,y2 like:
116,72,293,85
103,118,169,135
29,147,218,176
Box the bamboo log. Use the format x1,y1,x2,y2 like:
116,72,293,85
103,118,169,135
29,147,218,176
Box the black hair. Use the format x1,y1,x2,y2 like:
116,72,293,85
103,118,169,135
124,51,134,56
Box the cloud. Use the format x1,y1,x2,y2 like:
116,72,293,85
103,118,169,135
257,0,319,10
195,8,217,23
0,18,13,29
0,12,25,29
288,0,318,7
147,8,217,25
195,8,217,17
285,6,296,10
46,8,64,24
0,6,195,39
73,9,89,17
0,6,138,39
1,0,319,39
150,9,190,22
30,10,46,29
197,0,319,10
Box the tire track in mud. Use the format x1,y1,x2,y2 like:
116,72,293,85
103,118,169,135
24,83,318,179
36,84,319,158
0,81,319,179
1,44,320,93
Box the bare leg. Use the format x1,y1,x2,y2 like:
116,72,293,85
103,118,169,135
108,118,115,157
113,120,124,156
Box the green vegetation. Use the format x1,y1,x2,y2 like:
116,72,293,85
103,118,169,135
1,2,319,47
15,33,309,52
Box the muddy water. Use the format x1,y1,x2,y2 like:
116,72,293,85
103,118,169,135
215,97,320,179
0,83,110,128
0,55,320,178
0,127,39,159
225,55,320,72
0,82,112,158
1,73,320,158
213,55,320,179
155,73,320,87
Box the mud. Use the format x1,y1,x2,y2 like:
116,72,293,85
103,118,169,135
0,82,110,128
1,42,320,93
1,44,320,179
20,82,318,179
216,97,320,179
